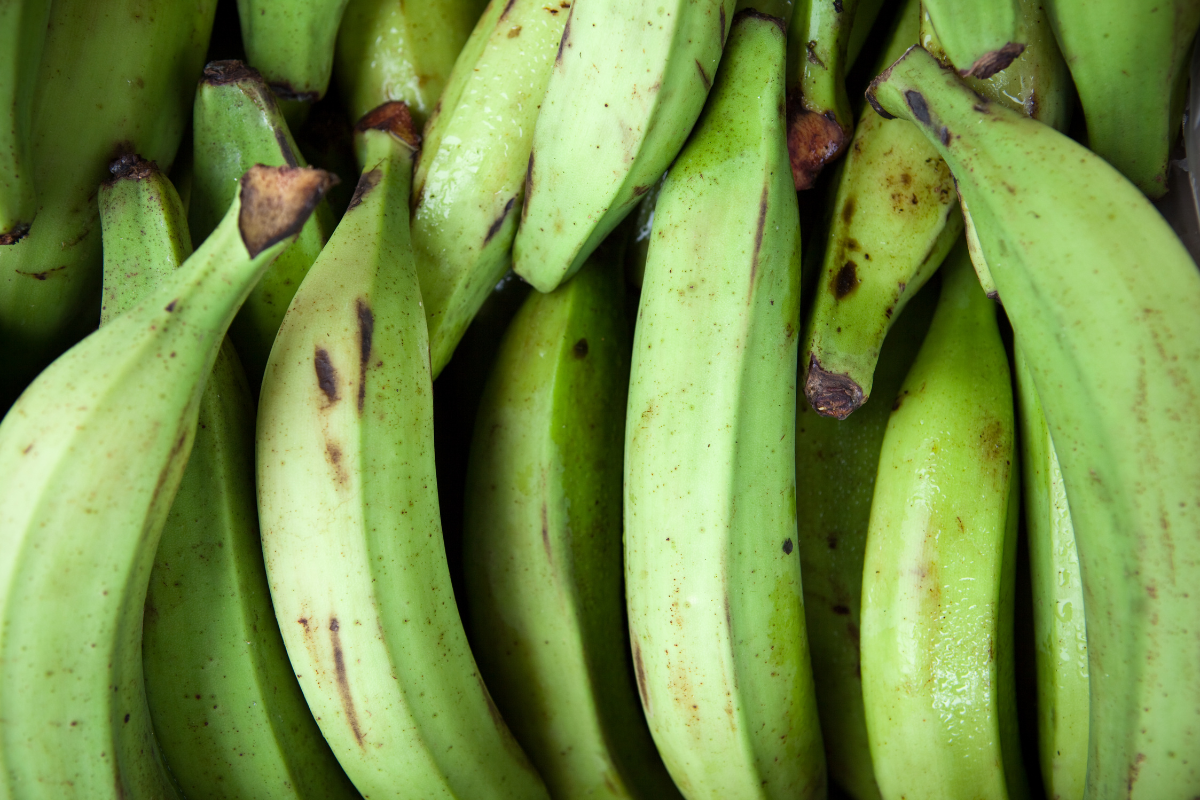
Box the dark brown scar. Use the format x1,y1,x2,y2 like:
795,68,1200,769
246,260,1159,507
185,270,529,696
329,618,365,746
905,90,931,126
555,14,571,64
719,6,727,42
499,0,518,20
274,127,299,167
805,353,865,419
356,300,374,412
833,261,859,298
696,59,711,91
314,347,339,403
521,151,535,222
484,196,516,245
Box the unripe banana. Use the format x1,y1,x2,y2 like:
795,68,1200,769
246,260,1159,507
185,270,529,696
190,60,335,390
1044,0,1200,198
801,0,960,419
920,0,1022,78
257,103,549,800
795,278,936,800
512,0,736,293
0,0,217,407
335,0,488,126
625,9,825,798
860,242,1027,800
0,164,332,800
238,0,351,104
410,0,571,377
1014,345,1087,800
463,243,680,800
867,44,1200,798
0,0,51,243
96,156,358,799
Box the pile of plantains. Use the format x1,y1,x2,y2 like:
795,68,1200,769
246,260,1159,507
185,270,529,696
0,0,1197,798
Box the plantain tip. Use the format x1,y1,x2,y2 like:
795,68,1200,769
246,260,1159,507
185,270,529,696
355,101,421,150
805,355,865,419
238,166,338,258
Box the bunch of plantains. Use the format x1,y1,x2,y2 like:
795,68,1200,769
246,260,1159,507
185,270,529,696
0,0,1197,798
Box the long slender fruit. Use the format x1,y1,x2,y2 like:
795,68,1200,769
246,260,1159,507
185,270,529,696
801,0,960,418
0,0,216,407
257,103,549,800
335,0,488,126
96,156,357,799
190,60,335,390
1045,0,1200,198
237,0,351,104
463,245,680,800
920,0,1022,78
410,0,571,377
1014,345,1087,800
0,0,51,243
0,164,332,800
625,9,825,798
785,0,859,190
859,242,1026,800
511,0,736,293
867,44,1200,798
795,279,936,800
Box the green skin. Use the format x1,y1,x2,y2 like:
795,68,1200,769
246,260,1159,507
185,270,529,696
98,161,357,798
785,0,858,189
1045,0,1199,199
257,125,549,800
1014,345,1088,800
802,0,961,418
512,0,737,293
860,244,1027,800
237,0,350,101
794,279,936,800
190,62,335,390
463,251,681,800
868,45,1200,799
0,0,51,241
0,0,216,408
0,165,329,799
335,0,487,126
920,0,1018,76
624,11,825,799
410,0,571,378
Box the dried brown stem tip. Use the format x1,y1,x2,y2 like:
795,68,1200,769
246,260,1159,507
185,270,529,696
106,153,158,183
356,101,421,149
962,43,1025,80
0,223,30,246
238,166,338,258
805,354,865,419
787,91,849,190
202,59,264,86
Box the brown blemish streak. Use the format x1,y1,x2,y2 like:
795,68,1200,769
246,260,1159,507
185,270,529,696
541,501,552,562
346,169,381,212
750,183,769,288
15,264,67,280
555,15,571,64
484,196,516,245
720,6,727,42
499,0,517,20
274,128,299,167
695,60,711,90
805,41,825,68
329,618,365,746
356,300,374,413
632,639,649,710
521,151,535,221
314,347,339,403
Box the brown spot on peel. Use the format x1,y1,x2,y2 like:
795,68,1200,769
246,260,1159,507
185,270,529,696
905,90,931,125
329,618,365,746
782,539,793,554
314,347,339,403
356,300,374,412
237,165,336,258
805,353,865,419
964,43,1025,79
833,262,860,298
573,338,588,358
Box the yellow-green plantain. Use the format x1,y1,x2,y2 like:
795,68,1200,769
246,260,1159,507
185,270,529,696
96,155,357,799
238,0,351,106
0,0,216,407
0,0,52,243
0,164,333,800
794,278,936,800
463,244,681,800
859,242,1027,800
867,44,1200,798
190,60,335,390
1044,0,1200,198
256,103,550,800
410,0,571,377
1014,345,1087,800
335,0,488,127
624,8,825,798
511,0,736,293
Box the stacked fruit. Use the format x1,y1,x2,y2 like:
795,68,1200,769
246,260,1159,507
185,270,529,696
0,0,1197,799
